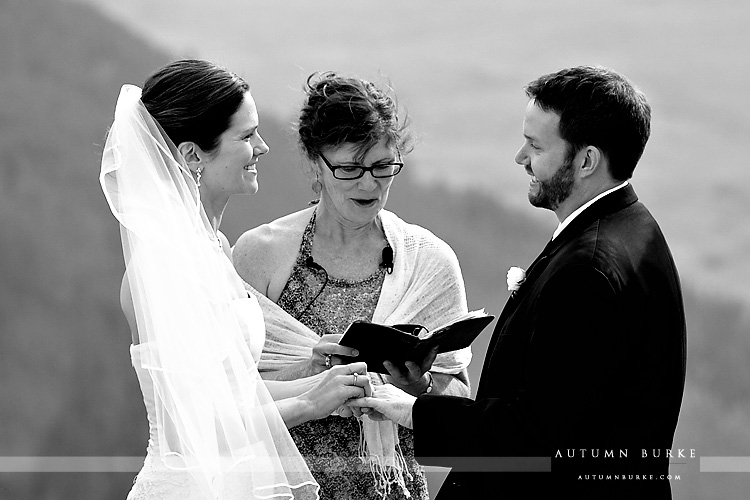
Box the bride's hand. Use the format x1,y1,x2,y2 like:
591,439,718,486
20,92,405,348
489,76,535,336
301,362,371,420
309,334,359,375
348,383,416,429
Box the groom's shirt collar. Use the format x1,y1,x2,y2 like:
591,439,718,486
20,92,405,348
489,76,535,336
552,181,629,241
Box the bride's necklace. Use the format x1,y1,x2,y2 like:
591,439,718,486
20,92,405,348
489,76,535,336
207,226,223,251
202,201,223,251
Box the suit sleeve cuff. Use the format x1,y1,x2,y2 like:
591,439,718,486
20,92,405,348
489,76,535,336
413,394,475,467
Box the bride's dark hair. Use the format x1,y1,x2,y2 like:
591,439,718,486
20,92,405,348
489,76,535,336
141,59,250,153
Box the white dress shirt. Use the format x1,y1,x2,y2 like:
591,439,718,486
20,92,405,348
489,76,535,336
552,181,629,241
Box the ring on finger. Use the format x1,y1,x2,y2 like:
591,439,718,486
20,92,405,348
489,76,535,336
325,354,332,368
353,372,358,385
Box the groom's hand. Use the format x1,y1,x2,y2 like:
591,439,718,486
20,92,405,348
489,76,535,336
349,383,416,429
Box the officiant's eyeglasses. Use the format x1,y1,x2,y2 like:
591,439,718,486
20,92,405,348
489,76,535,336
319,153,404,180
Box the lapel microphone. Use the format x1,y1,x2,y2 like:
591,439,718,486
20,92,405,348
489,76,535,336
381,246,394,274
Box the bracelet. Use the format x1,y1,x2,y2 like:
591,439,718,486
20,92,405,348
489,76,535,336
420,371,434,395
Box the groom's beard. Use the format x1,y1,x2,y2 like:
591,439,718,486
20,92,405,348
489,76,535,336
529,156,576,211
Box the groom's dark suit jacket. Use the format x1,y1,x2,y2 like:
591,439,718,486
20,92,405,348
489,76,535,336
414,185,686,499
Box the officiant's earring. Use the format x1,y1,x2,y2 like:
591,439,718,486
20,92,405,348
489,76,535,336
312,173,322,195
196,167,203,188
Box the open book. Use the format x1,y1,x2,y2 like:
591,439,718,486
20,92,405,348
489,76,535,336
338,310,495,373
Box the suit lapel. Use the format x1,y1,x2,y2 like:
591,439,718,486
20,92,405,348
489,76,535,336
478,239,554,396
478,185,640,396
520,238,555,285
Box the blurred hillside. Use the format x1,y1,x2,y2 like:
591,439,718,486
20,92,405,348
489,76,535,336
0,1,749,499
84,0,750,304
0,0,169,498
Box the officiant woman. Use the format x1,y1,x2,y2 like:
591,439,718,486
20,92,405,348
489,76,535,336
233,72,472,500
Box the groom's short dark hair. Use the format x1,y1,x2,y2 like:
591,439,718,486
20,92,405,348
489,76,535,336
525,66,651,181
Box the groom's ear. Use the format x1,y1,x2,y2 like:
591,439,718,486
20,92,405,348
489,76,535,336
578,146,604,179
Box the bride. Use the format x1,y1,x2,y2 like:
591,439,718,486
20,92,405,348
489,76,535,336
100,59,371,499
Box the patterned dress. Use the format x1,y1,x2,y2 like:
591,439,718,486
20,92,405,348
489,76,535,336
276,212,429,500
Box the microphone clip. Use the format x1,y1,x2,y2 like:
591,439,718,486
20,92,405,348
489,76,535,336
381,246,394,274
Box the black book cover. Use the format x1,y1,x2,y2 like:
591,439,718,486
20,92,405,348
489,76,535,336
338,311,494,373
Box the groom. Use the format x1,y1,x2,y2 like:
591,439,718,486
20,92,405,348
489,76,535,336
354,66,687,499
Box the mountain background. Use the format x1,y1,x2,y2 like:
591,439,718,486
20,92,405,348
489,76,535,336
0,0,748,499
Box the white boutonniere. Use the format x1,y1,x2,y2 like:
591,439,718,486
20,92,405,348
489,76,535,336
507,266,526,296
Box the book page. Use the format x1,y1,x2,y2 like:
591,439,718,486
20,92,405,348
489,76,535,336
427,309,491,337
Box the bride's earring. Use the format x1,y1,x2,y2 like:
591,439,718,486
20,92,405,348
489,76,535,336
196,167,203,188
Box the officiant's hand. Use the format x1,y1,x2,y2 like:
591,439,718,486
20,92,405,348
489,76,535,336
383,346,439,396
349,383,416,429
310,334,359,375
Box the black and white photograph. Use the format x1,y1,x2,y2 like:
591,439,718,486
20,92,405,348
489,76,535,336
1,0,749,498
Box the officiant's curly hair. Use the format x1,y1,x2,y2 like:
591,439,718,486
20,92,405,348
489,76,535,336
297,72,414,163
141,59,250,154
525,65,651,182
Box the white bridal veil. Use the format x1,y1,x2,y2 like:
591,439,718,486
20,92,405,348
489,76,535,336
100,85,318,499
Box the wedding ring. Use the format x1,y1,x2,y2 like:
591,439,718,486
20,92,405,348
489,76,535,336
353,372,358,385
324,354,332,368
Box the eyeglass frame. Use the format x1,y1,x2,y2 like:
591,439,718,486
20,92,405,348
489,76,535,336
318,152,404,180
